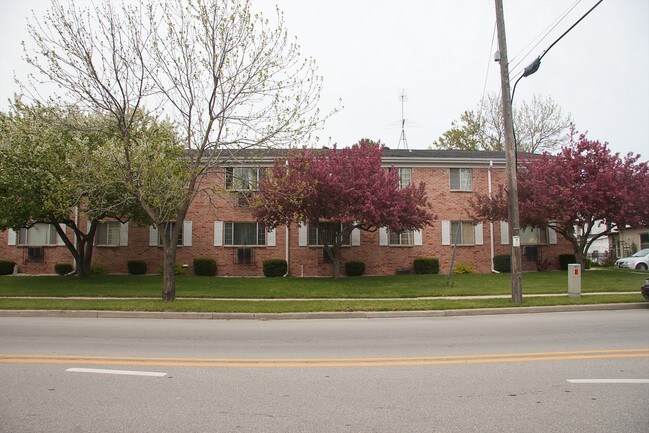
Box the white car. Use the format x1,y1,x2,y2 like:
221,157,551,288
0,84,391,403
615,248,649,270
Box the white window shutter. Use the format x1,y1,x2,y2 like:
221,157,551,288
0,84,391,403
7,229,16,246
149,225,159,247
351,226,361,246
298,223,308,247
475,223,484,246
379,227,388,246
500,221,510,245
57,224,66,246
214,221,223,247
183,221,192,247
413,229,423,246
548,226,558,245
120,221,129,247
441,220,451,246
267,227,277,247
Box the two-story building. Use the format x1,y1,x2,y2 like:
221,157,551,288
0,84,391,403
0,149,570,276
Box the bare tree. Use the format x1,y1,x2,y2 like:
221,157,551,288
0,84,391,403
24,0,330,300
433,93,571,153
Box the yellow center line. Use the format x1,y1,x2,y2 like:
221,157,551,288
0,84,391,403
0,348,647,368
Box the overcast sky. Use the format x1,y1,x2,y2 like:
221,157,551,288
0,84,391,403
1,0,647,158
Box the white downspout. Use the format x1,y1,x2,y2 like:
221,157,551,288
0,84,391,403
283,223,290,277
488,161,499,273
73,206,79,273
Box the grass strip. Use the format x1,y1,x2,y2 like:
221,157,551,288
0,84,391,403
0,269,646,299
0,294,643,314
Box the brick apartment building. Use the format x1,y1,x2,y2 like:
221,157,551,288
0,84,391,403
1,149,570,276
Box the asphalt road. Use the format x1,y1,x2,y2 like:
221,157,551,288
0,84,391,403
1,310,648,432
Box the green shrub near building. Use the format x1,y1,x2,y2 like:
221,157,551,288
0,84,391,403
413,258,440,274
493,255,511,273
127,260,147,275
193,258,217,276
344,261,366,277
0,261,16,275
263,259,287,277
54,263,74,276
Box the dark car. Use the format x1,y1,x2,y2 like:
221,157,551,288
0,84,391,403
642,277,649,301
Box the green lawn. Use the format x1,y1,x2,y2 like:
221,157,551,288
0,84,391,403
0,294,643,313
0,268,646,299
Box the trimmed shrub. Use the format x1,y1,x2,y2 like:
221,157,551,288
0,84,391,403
263,259,287,277
194,258,217,276
493,254,511,273
413,258,440,275
559,254,576,270
452,262,473,274
127,260,147,275
54,263,74,276
345,261,366,277
0,261,16,275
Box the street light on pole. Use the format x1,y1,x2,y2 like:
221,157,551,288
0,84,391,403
493,0,604,305
494,0,523,304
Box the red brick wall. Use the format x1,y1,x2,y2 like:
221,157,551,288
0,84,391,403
1,161,573,276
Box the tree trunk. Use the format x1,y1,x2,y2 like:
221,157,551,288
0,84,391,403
76,241,90,278
332,242,341,279
162,245,177,301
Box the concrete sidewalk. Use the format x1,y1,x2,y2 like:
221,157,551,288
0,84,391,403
0,291,639,302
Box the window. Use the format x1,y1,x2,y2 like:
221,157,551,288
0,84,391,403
389,229,413,246
159,222,183,247
308,223,351,246
641,233,649,250
17,224,58,246
389,167,412,188
398,168,412,188
520,227,548,245
225,167,262,190
224,222,266,246
96,222,121,247
450,168,472,191
450,221,475,246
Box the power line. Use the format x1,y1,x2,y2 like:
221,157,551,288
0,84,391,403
509,0,583,75
511,0,605,103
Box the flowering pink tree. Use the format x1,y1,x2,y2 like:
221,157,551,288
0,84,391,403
254,140,436,278
470,128,649,270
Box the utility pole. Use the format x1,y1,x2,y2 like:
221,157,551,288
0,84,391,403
494,0,523,304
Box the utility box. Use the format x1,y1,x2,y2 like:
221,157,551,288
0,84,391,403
568,264,581,297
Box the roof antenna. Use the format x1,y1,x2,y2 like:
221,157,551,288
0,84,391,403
397,89,410,151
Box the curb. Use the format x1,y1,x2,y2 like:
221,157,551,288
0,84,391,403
0,303,646,320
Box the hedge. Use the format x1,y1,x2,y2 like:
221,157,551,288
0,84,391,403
127,260,147,275
413,258,440,274
54,263,74,276
263,259,287,277
345,261,366,277
194,258,217,276
493,255,511,273
0,261,16,275
559,254,577,270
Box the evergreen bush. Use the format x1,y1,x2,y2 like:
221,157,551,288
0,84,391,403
0,261,16,275
263,259,287,277
559,254,576,270
413,258,440,274
194,258,217,276
493,255,511,273
344,261,366,277
54,263,74,276
127,260,147,275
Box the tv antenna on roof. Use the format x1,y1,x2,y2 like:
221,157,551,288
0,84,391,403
397,89,410,151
